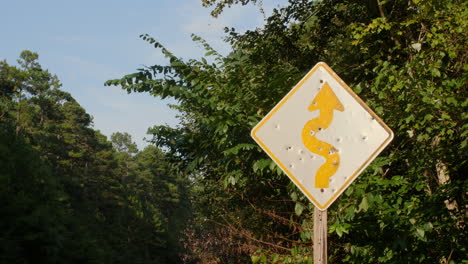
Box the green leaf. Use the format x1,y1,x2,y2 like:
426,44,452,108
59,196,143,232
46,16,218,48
336,226,343,237
251,255,260,264
295,203,305,216
358,196,369,212
431,68,441,77
416,228,425,239
253,159,271,173
290,191,298,201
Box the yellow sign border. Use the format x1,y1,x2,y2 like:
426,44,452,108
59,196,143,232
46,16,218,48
251,62,394,210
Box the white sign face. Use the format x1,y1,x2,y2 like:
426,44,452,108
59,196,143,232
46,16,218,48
251,62,393,210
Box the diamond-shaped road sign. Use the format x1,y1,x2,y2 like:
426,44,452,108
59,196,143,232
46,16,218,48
251,62,393,210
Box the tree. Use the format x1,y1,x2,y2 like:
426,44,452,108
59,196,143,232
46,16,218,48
111,132,138,154
1,51,191,263
129,145,192,263
111,131,138,178
0,120,67,263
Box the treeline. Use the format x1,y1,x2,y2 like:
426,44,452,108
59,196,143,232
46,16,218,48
109,0,467,263
0,51,190,263
2,0,467,263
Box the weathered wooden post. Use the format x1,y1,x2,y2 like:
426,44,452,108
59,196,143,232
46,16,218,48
314,207,327,264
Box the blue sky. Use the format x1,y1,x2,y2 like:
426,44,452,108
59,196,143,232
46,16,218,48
1,0,287,148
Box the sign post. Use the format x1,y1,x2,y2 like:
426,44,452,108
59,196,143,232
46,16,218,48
251,62,393,260
314,207,327,263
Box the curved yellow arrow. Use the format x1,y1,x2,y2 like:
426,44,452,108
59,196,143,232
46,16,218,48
301,82,344,188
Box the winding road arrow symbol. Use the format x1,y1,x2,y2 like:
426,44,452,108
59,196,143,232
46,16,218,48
301,82,344,188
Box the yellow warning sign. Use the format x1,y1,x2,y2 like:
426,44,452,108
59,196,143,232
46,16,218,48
251,62,393,210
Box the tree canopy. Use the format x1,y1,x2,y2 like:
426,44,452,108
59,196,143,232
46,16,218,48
1,51,190,263
107,0,467,263
1,0,466,263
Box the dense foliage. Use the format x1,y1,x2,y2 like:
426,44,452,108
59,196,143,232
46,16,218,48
108,0,467,263
0,51,190,263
